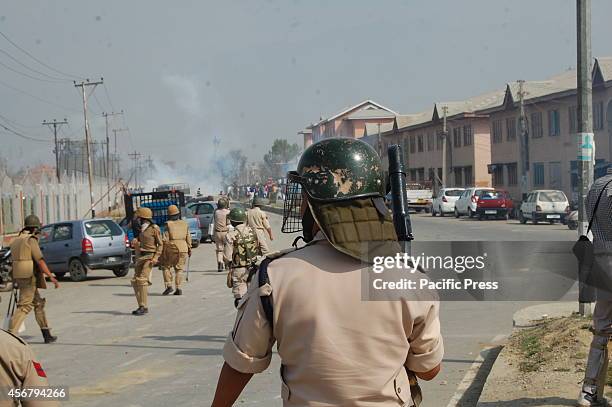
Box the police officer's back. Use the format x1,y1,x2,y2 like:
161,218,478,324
212,139,443,407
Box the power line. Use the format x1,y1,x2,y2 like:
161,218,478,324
0,59,68,83
0,78,81,113
0,48,72,81
0,30,85,80
102,83,116,112
0,119,51,143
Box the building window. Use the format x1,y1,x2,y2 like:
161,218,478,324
464,166,473,186
417,168,425,182
454,167,462,186
409,169,417,182
417,134,424,152
492,165,504,187
492,120,503,143
436,130,443,150
549,161,562,189
548,109,560,136
437,167,442,182
427,133,434,151
594,101,604,130
531,112,543,138
409,135,416,154
533,162,545,186
569,105,577,133
463,125,473,146
453,127,462,148
506,117,516,141
507,163,518,186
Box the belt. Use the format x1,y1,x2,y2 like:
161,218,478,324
139,251,155,256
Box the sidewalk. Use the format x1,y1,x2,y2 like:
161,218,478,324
477,302,589,407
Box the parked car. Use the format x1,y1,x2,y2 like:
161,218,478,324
187,201,216,242
431,188,464,217
519,190,570,224
474,190,513,220
454,187,495,218
38,219,131,282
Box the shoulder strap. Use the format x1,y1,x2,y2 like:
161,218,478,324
258,257,274,330
587,178,612,234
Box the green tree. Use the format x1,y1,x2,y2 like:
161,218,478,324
262,139,301,179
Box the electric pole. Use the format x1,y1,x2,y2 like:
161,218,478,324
577,0,595,316
42,119,68,183
75,78,104,218
111,128,128,181
102,111,123,213
441,105,448,187
518,80,530,201
377,122,382,159
128,151,142,190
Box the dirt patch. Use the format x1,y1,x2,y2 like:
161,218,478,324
484,314,612,405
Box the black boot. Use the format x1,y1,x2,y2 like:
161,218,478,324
174,288,182,296
162,287,173,296
234,298,240,308
132,306,147,316
41,328,57,344
217,262,224,272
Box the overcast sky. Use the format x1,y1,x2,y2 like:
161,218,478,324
2,0,612,173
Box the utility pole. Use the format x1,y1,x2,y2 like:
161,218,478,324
145,155,154,180
441,105,448,187
74,78,103,218
128,151,142,190
377,122,382,158
102,111,123,213
213,135,221,157
577,0,595,316
111,128,128,181
42,119,68,183
518,80,530,201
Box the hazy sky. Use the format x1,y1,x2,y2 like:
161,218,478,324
2,0,612,173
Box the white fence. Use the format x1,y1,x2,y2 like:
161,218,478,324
0,169,112,235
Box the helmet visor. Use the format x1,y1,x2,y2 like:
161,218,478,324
281,172,303,233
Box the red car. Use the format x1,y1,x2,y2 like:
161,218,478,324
475,190,513,220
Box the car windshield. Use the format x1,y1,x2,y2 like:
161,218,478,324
539,191,566,202
445,190,463,197
480,191,502,199
85,220,123,237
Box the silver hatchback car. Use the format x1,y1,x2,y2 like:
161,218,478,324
39,219,131,282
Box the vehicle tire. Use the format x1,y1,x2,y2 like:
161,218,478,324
192,240,200,248
549,220,555,225
112,265,130,277
478,213,484,221
468,208,474,218
454,208,460,218
424,207,431,214
54,272,66,279
519,212,527,224
440,210,445,217
68,259,87,282
532,212,538,225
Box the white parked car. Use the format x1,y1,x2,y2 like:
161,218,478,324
431,188,465,217
454,187,495,218
519,190,570,224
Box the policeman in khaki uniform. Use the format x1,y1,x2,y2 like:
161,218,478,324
0,327,60,407
213,198,231,273
9,215,59,344
161,205,191,296
131,207,163,316
223,207,262,307
212,139,443,407
246,197,273,255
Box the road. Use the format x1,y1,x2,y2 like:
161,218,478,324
0,212,577,406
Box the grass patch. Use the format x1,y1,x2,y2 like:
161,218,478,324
518,332,545,372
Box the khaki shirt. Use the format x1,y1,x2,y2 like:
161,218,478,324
138,224,163,261
246,207,270,231
0,329,59,407
223,224,261,267
163,220,191,253
223,236,443,407
10,231,44,280
214,209,230,232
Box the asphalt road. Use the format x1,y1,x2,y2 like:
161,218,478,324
0,212,577,407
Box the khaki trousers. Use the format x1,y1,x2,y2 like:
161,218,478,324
162,252,188,288
132,258,153,308
10,276,49,333
231,267,248,299
214,230,227,263
255,229,270,255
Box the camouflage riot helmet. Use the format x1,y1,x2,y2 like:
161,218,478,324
229,207,246,224
282,138,397,261
252,197,265,208
24,214,42,229
136,207,153,220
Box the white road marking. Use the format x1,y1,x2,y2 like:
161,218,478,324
118,352,152,368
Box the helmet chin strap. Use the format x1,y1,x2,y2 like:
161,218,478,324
301,206,316,243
